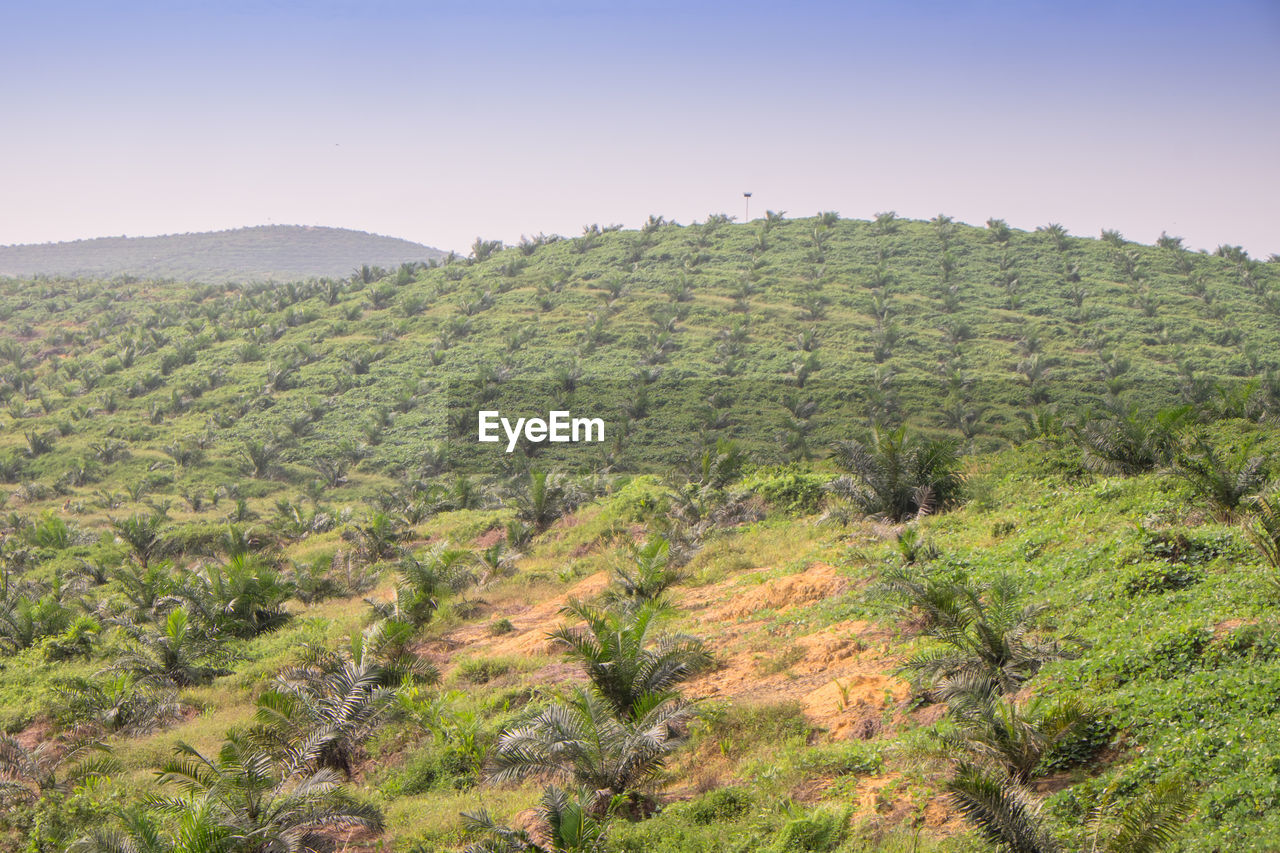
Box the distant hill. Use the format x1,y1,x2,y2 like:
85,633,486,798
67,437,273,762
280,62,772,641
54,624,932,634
0,225,445,282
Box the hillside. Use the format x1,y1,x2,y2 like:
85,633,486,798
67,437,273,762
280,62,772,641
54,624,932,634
0,225,445,282
0,214,1279,852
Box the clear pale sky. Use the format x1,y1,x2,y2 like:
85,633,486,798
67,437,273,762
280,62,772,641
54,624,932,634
2,1,1277,256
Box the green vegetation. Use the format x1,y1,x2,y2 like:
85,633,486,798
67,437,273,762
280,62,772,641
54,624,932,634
0,214,1279,851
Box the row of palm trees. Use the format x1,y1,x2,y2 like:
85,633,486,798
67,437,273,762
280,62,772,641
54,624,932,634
464,536,711,850
887,560,1193,852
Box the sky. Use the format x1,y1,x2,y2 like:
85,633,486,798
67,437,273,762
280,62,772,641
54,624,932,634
2,0,1277,256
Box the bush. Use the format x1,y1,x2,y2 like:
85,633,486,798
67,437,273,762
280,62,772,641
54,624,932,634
380,743,477,795
1142,626,1213,679
770,805,851,852
455,656,514,685
804,740,884,777
741,468,829,515
1038,715,1116,773
1205,624,1280,666
1124,562,1204,596
683,787,754,825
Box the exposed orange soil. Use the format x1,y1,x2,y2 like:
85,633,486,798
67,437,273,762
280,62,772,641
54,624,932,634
443,571,611,660
439,560,911,742
426,553,969,832
685,617,908,741
707,562,845,620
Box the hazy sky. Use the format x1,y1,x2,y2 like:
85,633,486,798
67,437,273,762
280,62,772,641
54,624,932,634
2,1,1277,255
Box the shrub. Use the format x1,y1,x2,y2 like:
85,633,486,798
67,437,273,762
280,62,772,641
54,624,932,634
770,805,850,852
683,787,754,825
1124,561,1204,596
455,657,514,685
741,468,828,515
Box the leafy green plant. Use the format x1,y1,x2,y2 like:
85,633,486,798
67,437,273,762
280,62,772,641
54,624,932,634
489,687,694,815
601,536,687,611
108,607,230,687
550,600,712,719
900,576,1080,700
463,786,612,853
830,427,962,521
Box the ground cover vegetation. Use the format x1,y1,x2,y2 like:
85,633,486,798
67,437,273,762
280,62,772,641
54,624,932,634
0,214,1278,851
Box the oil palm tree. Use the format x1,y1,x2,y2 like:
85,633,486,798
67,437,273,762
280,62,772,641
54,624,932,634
550,601,712,720
110,512,168,569
172,553,294,639
463,786,611,853
1173,437,1267,521
144,733,383,853
109,607,231,688
830,427,962,521
378,545,475,627
1249,493,1280,570
1071,403,1190,476
900,576,1080,700
600,537,687,611
489,687,693,814
0,734,119,806
69,801,234,853
255,619,437,778
514,469,575,532
345,511,402,564
930,689,1100,783
56,673,183,735
948,766,1190,853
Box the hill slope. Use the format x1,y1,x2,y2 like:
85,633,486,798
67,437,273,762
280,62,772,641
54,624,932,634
3,213,1275,477
0,214,1279,852
0,225,444,282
